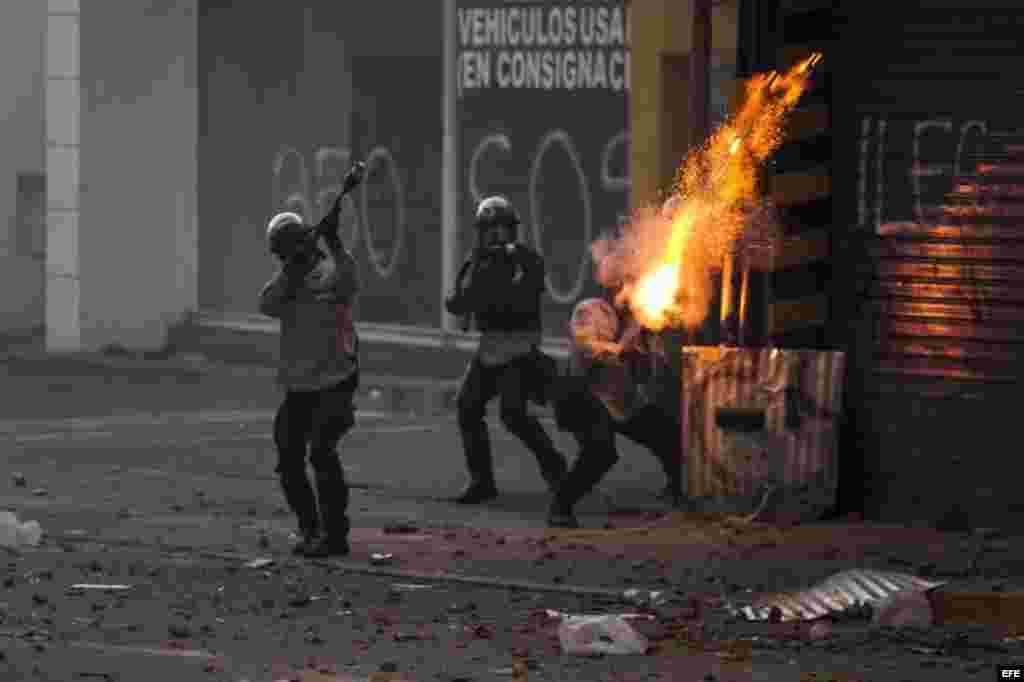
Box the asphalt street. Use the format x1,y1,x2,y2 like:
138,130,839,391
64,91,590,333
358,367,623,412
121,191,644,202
0,354,1022,680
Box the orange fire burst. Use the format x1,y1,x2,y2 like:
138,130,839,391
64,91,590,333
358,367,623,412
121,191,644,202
593,53,823,334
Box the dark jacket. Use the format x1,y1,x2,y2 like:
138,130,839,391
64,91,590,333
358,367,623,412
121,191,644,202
445,243,545,333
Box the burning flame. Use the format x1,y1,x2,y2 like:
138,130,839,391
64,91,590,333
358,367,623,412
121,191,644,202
592,53,822,334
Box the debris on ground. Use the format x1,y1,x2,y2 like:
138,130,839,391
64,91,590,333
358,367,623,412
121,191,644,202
872,588,934,628
931,589,1024,631
806,620,832,641
244,558,275,569
491,659,531,679
0,511,43,549
622,588,669,608
731,569,945,622
547,610,652,656
68,584,132,593
168,623,193,639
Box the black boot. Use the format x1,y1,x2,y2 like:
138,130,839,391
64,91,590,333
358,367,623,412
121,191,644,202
304,461,350,558
546,496,580,529
656,458,690,511
540,449,569,495
278,470,320,555
549,445,618,528
658,484,693,512
302,533,349,558
455,479,499,505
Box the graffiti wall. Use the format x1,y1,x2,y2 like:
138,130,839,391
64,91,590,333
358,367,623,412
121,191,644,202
197,1,443,325
856,116,994,233
455,1,630,335
198,1,631,335
853,113,1024,383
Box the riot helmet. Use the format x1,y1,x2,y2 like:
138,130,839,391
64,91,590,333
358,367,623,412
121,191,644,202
474,196,519,247
266,212,315,261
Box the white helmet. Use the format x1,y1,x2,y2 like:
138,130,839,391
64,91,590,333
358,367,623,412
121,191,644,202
265,212,308,257
570,298,620,344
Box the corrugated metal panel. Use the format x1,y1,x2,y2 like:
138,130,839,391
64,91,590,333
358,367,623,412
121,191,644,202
830,2,1024,525
840,2,1024,384
856,117,1024,385
734,569,946,623
680,347,845,521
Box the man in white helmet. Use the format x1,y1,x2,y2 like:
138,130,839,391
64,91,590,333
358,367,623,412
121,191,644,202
258,163,364,558
444,196,568,505
547,297,691,528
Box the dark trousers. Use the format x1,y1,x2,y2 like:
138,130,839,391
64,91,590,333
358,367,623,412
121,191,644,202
273,371,358,540
556,392,683,510
456,354,567,488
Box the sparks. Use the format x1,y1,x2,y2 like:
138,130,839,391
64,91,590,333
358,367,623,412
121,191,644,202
594,54,822,334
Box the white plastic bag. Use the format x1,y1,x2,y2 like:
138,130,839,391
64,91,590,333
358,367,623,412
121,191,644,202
0,511,42,549
557,614,649,656
17,520,42,547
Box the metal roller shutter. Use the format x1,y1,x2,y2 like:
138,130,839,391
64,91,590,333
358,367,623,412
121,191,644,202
835,1,1024,525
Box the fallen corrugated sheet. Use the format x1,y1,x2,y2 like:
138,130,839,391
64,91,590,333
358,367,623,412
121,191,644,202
732,569,945,622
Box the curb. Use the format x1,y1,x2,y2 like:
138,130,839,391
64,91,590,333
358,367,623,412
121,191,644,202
0,349,236,376
0,350,555,419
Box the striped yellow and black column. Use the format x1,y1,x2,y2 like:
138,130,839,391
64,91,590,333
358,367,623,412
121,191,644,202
764,1,834,349
733,0,833,348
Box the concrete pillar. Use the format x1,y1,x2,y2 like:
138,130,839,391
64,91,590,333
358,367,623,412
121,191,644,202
45,0,82,351
45,0,198,352
0,0,46,339
628,0,739,213
628,0,693,213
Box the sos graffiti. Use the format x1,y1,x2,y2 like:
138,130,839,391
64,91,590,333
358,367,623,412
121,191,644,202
467,128,629,304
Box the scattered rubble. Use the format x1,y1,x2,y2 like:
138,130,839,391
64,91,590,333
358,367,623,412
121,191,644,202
872,589,934,628
371,553,396,566
244,558,274,569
